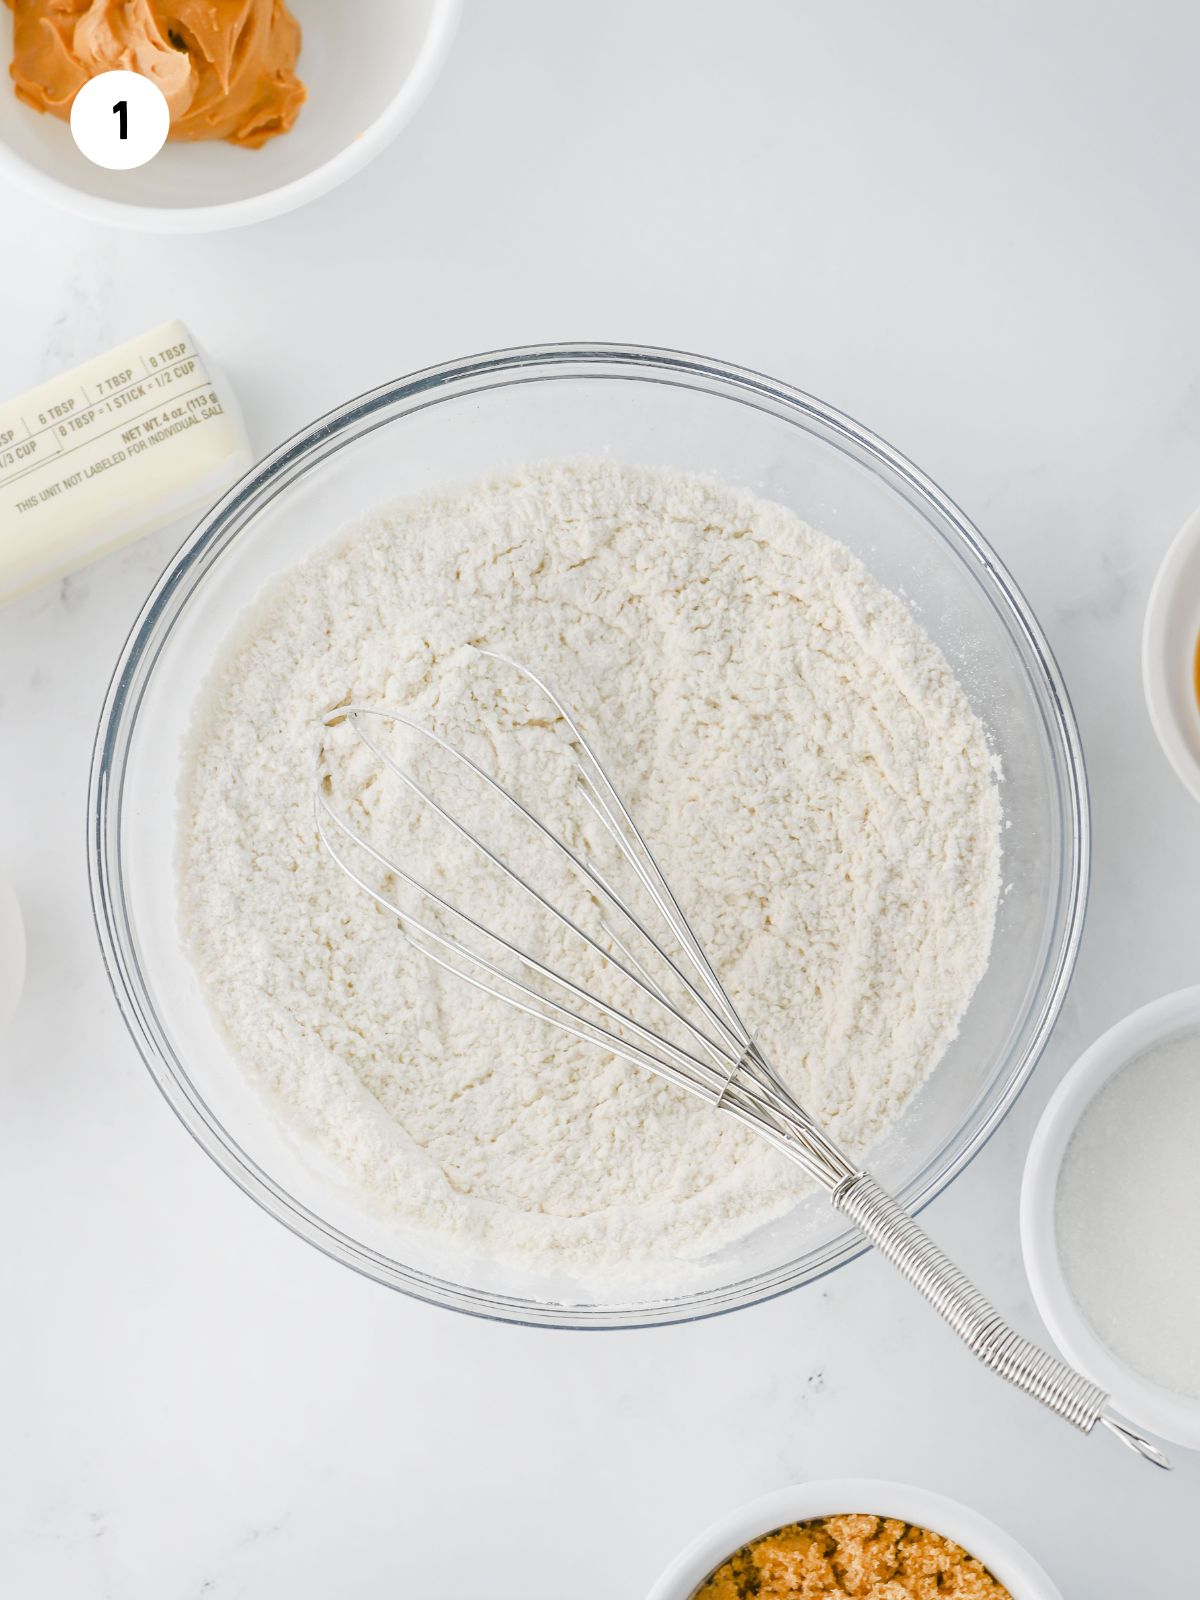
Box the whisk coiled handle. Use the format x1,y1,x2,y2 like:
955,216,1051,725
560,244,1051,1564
832,1172,1170,1467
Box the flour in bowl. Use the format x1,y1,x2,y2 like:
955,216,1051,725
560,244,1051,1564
179,461,1001,1279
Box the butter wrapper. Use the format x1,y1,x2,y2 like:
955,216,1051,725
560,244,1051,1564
0,319,251,605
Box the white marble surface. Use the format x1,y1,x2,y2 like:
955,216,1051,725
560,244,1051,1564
2,2,1199,1594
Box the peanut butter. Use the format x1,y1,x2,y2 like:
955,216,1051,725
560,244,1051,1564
6,0,305,148
694,1515,1014,1600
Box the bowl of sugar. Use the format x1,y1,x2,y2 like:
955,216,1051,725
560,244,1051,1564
1022,986,1200,1451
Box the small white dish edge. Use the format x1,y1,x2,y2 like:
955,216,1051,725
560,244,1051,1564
0,870,26,1031
1142,505,1200,805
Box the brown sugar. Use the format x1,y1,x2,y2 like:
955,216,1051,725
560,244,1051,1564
693,1513,1013,1600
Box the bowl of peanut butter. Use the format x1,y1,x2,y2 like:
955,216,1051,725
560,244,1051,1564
0,0,460,229
647,1482,1063,1600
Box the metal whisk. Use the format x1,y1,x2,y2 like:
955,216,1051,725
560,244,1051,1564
315,649,1167,1469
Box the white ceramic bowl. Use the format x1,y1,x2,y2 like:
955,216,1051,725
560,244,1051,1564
0,0,460,231
646,1480,1062,1600
1021,985,1200,1451
1143,505,1200,804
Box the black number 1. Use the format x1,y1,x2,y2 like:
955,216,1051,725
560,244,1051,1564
113,100,128,140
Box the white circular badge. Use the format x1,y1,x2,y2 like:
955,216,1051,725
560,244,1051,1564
71,70,170,170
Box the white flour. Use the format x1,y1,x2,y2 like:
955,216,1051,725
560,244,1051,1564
180,461,1001,1280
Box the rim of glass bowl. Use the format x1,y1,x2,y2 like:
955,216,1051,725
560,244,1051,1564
87,342,1090,1329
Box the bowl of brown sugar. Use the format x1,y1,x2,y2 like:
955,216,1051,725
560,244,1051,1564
646,1481,1062,1600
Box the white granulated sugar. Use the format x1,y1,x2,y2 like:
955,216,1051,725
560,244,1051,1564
1056,1031,1200,1398
180,461,1001,1280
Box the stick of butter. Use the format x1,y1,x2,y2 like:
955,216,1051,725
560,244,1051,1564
0,320,251,606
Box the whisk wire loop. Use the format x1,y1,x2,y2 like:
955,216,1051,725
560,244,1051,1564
314,789,733,1101
479,648,754,1049
340,700,749,1072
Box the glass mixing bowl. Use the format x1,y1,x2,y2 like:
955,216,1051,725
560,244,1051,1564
88,344,1088,1328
